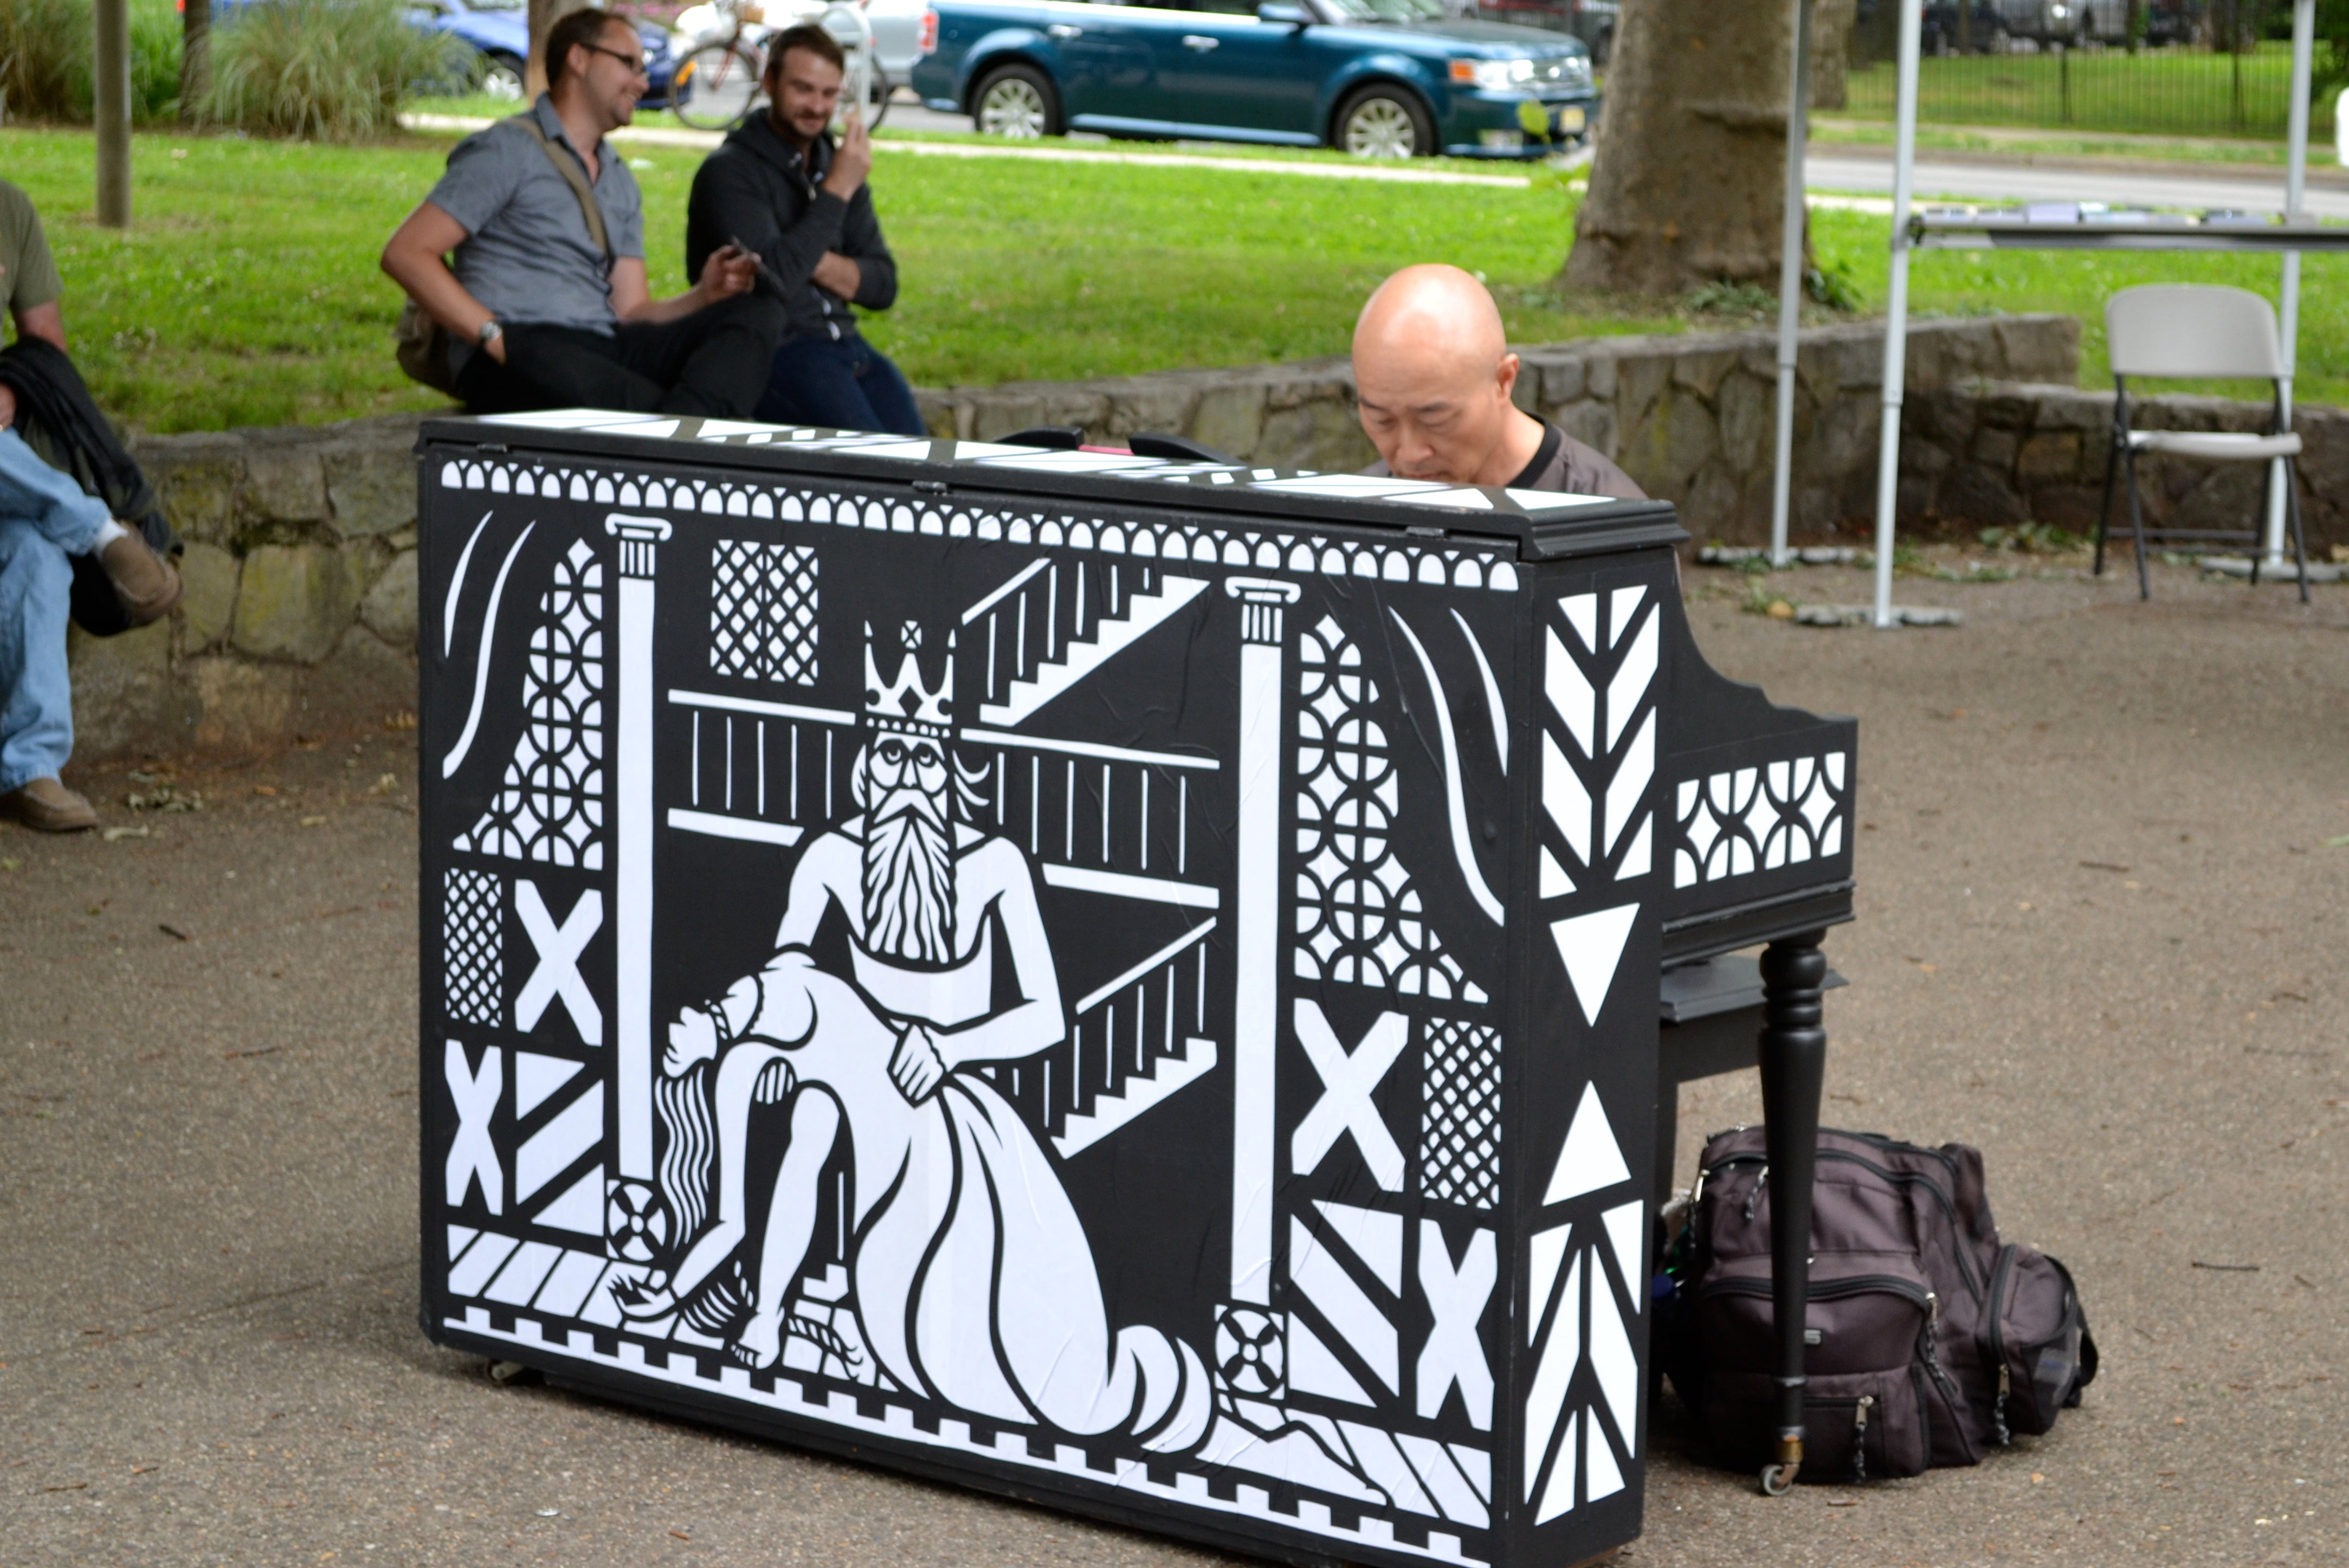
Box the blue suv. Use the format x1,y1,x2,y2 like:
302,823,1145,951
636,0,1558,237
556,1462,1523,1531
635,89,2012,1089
909,0,1598,159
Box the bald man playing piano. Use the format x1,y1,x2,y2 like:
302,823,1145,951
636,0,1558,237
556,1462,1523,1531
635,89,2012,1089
1352,264,1644,500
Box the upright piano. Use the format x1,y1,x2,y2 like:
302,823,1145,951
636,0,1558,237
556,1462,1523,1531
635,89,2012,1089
415,413,1854,1566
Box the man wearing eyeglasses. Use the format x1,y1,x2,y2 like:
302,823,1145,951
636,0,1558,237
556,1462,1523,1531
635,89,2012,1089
382,8,783,416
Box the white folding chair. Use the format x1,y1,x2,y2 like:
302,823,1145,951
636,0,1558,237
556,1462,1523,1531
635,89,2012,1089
2095,283,2310,603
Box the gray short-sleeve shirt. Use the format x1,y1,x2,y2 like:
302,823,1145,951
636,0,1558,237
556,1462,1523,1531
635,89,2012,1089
426,96,646,339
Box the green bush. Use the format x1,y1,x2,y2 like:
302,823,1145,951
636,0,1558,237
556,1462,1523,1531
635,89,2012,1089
0,0,183,124
209,0,463,140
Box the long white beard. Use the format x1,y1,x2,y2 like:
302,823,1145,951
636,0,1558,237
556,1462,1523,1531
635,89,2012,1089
864,785,954,963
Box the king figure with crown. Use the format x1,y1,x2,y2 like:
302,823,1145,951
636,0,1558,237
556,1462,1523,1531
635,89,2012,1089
620,621,1222,1449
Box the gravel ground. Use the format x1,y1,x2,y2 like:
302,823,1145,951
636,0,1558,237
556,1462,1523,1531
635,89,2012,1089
2,552,2342,1567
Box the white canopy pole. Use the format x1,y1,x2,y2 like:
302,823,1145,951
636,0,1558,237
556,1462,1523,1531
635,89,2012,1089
1871,0,1922,628
1769,0,1817,569
2268,0,2314,567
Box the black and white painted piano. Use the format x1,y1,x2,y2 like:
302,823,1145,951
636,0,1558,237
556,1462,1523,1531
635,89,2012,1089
415,413,1855,1566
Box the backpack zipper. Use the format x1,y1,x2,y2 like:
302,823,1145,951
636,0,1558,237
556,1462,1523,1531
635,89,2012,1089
1985,1243,2018,1444
1699,1272,1936,1308
1851,1393,1873,1483
1698,1148,1985,1299
1916,1288,1971,1446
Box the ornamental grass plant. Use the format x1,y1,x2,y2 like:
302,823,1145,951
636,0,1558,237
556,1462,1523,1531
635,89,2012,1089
0,0,180,123
208,0,463,141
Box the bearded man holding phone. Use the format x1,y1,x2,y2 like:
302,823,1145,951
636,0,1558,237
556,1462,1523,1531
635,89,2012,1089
685,23,922,436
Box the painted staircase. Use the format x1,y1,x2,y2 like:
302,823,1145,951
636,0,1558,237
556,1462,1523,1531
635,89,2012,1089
979,574,1210,728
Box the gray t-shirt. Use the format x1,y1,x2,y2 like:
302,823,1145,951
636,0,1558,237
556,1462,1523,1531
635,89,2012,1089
425,96,646,343
1365,420,1646,499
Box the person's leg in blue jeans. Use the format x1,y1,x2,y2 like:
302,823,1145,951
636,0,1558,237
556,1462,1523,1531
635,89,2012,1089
753,335,927,437
0,429,112,823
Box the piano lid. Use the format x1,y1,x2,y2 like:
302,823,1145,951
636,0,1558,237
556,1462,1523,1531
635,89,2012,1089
421,412,1687,563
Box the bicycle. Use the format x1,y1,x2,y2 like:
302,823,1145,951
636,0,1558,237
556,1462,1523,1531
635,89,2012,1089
673,0,890,133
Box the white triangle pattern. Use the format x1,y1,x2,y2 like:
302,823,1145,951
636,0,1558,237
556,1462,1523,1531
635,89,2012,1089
1600,1199,1645,1313
1526,1222,1571,1346
1544,1081,1630,1205
1548,904,1637,1027
1521,1253,1579,1505
1536,1412,1578,1524
1541,588,1659,891
1522,1208,1645,1529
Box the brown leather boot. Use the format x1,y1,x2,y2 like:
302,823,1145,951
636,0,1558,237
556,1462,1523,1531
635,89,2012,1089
0,776,98,832
99,529,184,626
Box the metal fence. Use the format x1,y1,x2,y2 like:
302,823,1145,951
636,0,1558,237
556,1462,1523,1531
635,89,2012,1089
1838,0,2327,139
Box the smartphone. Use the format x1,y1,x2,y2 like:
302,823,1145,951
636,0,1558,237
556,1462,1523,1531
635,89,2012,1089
730,236,792,301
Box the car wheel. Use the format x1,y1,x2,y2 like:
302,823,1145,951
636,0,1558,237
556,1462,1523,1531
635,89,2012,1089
479,50,525,101
1335,85,1432,159
972,62,1061,139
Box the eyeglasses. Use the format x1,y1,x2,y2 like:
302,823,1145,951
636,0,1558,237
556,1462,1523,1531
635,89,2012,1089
581,41,650,77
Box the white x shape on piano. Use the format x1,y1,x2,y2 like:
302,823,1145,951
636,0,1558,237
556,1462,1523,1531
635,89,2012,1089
1417,1218,1498,1429
444,1040,503,1214
1290,1000,1408,1191
514,882,604,1045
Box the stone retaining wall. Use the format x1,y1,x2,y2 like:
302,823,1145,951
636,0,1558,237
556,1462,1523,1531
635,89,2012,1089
1902,380,2349,557
73,415,425,760
913,315,2086,544
66,313,2339,763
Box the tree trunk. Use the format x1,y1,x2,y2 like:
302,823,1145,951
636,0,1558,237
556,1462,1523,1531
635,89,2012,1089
1562,0,1797,297
95,0,131,227
525,0,585,99
1811,0,1854,111
180,0,211,123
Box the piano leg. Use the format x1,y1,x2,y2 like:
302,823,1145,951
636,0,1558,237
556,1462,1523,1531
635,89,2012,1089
1756,931,1829,1496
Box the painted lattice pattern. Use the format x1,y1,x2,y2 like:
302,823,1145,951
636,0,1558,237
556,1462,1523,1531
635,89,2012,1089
1420,1019,1500,1209
442,868,502,1025
1293,615,1486,1003
1672,753,1848,888
454,539,606,867
709,539,818,683
435,447,1522,596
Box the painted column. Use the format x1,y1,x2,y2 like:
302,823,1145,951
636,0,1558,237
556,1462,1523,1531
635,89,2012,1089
605,513,670,1184
1225,577,1299,1305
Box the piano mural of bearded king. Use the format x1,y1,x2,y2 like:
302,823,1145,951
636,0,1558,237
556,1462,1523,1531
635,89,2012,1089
615,624,1237,1457
419,415,1857,1568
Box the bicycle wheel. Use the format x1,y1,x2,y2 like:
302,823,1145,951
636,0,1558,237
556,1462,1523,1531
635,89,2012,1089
674,42,763,131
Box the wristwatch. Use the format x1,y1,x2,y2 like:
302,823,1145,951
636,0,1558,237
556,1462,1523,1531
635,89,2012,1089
477,319,504,347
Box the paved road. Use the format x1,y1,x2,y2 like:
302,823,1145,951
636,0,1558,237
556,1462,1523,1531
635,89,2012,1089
1808,150,2349,219
4,558,2345,1565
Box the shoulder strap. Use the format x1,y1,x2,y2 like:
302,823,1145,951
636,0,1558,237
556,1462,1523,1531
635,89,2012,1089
508,113,612,263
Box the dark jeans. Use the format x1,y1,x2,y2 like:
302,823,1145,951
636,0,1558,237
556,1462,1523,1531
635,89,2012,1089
455,294,785,418
752,334,925,437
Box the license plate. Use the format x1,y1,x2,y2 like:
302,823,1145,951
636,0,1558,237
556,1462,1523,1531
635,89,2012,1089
1556,106,1587,134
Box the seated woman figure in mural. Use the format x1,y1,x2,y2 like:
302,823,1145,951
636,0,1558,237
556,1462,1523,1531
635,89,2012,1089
619,629,1211,1446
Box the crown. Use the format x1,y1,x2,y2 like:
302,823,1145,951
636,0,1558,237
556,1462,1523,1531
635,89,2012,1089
864,621,954,734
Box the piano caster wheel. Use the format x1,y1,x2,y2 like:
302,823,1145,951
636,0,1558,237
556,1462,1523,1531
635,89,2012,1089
1759,1462,1798,1496
487,1359,542,1386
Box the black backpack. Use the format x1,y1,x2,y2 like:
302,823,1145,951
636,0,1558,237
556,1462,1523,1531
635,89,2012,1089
1655,1126,2097,1483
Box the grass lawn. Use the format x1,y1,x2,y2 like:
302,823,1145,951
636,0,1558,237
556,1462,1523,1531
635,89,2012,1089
9,123,2348,434
1840,43,2325,141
